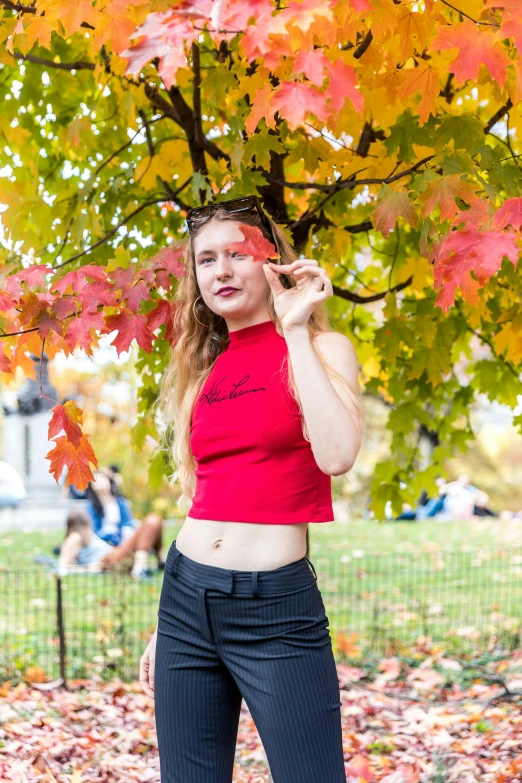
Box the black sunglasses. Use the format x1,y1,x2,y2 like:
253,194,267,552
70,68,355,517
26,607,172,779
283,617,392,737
186,196,276,244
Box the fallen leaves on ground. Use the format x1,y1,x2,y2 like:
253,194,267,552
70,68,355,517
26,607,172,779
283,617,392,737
1,653,521,782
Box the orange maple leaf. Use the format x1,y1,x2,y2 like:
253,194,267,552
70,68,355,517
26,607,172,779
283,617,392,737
396,63,440,125
48,401,84,448
345,754,374,782
372,187,419,236
0,344,12,374
225,224,280,263
418,175,481,222
432,18,511,89
269,81,329,131
335,631,361,657
245,85,278,135
47,434,98,491
324,56,364,116
121,11,201,89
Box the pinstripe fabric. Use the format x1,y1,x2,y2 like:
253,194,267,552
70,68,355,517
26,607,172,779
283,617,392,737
155,540,345,783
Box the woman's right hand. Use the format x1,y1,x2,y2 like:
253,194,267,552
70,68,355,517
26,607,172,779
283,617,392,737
140,627,157,698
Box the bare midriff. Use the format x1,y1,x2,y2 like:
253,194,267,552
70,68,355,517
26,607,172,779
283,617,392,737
175,516,309,570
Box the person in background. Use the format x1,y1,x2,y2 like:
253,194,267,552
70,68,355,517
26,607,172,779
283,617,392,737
107,463,124,491
394,477,447,521
472,490,496,517
0,461,27,507
58,507,165,579
437,473,477,520
415,477,447,520
57,507,113,574
85,467,137,546
99,511,166,576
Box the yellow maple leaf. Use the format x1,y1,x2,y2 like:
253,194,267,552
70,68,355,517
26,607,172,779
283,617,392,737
396,63,441,125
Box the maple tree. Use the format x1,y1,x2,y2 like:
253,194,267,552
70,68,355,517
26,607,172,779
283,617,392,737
1,0,522,516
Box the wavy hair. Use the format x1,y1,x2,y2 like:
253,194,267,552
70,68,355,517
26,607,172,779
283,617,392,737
155,207,365,513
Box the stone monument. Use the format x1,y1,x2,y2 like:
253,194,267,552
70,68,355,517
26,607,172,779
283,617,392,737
1,353,83,531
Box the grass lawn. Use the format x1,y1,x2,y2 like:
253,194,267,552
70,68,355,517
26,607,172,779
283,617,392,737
1,516,522,682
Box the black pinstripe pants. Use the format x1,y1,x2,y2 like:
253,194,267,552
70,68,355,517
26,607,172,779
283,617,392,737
154,540,346,783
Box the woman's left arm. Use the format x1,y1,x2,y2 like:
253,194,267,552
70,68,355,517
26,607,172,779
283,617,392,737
264,255,362,476
284,327,362,475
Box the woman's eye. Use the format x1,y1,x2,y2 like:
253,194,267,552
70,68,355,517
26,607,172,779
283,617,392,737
200,253,245,263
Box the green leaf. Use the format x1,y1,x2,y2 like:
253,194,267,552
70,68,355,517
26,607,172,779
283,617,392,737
383,110,433,163
190,172,213,202
434,113,485,152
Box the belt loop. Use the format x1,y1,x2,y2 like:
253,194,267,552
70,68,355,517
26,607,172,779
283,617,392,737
199,587,215,645
251,571,259,598
304,557,318,581
169,546,181,579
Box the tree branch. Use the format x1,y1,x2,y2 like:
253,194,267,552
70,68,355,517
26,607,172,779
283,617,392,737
483,98,513,134
0,0,95,27
332,276,413,304
263,156,434,193
439,0,500,27
353,30,373,59
12,51,95,71
191,41,204,148
52,198,167,270
138,109,155,157
95,115,167,177
0,0,38,11
52,176,191,270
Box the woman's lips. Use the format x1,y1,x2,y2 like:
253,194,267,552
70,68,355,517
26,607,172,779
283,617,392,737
217,289,240,296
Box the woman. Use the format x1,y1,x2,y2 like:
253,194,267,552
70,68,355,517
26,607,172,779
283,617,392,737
57,507,114,575
141,195,364,783
58,507,165,578
85,468,137,546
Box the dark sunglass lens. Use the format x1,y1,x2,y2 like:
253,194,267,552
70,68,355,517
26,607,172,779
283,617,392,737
188,207,213,219
224,197,256,212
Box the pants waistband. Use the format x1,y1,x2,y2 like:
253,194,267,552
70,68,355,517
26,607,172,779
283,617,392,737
166,540,318,597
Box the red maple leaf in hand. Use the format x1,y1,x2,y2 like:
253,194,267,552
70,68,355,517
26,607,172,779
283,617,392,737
225,224,280,263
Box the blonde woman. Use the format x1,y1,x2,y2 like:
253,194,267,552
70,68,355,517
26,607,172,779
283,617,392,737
141,195,363,782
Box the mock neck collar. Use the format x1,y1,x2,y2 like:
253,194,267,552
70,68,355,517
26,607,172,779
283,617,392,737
227,319,277,347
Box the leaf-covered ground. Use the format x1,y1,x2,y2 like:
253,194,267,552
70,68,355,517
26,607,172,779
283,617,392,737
1,653,521,782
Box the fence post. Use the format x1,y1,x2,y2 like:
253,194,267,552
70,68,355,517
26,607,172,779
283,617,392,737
56,574,68,689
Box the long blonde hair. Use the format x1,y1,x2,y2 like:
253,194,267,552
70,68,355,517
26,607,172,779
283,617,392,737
155,207,365,512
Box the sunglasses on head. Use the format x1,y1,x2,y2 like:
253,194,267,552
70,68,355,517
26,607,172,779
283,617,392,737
186,196,276,244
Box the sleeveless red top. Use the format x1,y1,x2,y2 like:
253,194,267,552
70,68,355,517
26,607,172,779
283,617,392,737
188,319,334,524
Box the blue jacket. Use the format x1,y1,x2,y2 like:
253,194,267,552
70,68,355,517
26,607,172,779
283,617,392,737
86,496,136,546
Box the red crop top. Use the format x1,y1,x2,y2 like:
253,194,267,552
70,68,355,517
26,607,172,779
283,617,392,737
188,318,334,524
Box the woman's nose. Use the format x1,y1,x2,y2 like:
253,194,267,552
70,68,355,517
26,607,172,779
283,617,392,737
214,253,234,273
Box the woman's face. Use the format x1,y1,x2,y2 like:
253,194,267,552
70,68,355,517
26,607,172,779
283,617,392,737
193,218,271,326
92,471,111,494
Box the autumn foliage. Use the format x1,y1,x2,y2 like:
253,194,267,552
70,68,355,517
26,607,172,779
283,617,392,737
1,0,522,514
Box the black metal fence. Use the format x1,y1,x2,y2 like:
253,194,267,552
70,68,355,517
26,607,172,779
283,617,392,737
2,546,522,685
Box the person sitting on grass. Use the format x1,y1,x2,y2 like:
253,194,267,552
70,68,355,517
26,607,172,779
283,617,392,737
57,507,166,579
85,467,137,546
